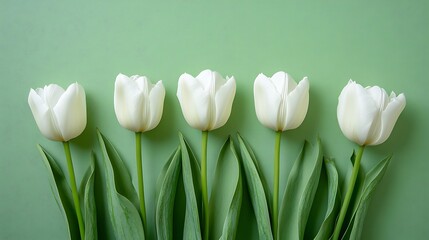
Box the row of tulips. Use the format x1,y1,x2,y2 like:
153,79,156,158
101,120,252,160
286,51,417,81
28,69,405,240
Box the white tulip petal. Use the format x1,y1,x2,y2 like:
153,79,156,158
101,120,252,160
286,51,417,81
146,81,166,131
196,69,216,89
177,74,210,130
254,73,282,131
270,71,297,94
54,83,87,141
367,86,389,110
371,93,406,145
28,89,63,141
284,77,309,130
337,81,378,145
213,77,236,130
43,84,65,108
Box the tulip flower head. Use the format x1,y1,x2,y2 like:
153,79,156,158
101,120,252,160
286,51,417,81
337,80,406,146
28,83,87,142
254,71,309,131
114,73,166,133
177,69,236,131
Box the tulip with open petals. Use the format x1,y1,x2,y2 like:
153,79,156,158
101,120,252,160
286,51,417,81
254,71,309,131
114,73,166,133
28,83,87,142
337,80,406,146
177,69,236,131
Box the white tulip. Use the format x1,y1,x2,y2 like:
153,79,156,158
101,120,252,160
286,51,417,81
177,69,236,131
28,83,87,142
114,73,166,133
337,80,406,146
254,71,309,131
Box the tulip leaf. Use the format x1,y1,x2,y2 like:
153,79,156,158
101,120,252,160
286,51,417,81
209,137,242,240
97,130,145,240
156,147,182,240
314,157,340,240
179,133,202,240
279,138,323,240
37,145,79,240
237,134,273,240
79,153,97,240
341,155,392,240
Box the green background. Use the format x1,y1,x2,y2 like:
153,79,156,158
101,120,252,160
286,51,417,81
1,1,428,239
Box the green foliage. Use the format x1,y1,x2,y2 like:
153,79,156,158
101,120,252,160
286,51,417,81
97,130,145,240
156,148,182,240
237,134,273,240
38,145,97,240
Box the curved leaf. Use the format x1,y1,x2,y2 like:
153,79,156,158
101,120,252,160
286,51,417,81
156,147,182,240
209,137,242,240
342,155,392,240
179,133,202,240
314,157,340,240
237,134,273,240
37,145,79,240
79,153,97,240
279,138,323,240
97,131,145,240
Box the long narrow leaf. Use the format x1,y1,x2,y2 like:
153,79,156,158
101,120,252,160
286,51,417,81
279,139,323,240
37,145,79,240
179,133,202,240
209,137,242,240
219,139,242,240
237,134,273,240
78,153,97,240
343,156,392,240
314,157,340,240
97,131,145,240
156,148,182,240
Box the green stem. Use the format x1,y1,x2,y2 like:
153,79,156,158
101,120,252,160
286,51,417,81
332,145,365,240
63,141,85,240
135,132,147,236
201,130,209,240
273,131,282,240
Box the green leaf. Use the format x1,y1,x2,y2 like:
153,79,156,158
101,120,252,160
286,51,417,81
97,130,145,240
314,157,340,240
78,153,97,240
156,147,182,240
209,137,242,240
342,155,392,240
179,133,202,240
37,145,79,240
279,138,323,240
237,134,273,240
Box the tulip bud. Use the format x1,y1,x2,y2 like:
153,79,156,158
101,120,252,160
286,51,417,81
254,71,309,131
28,83,87,142
114,73,166,133
337,80,406,146
177,69,236,131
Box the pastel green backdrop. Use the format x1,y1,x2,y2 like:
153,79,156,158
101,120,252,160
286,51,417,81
1,1,428,239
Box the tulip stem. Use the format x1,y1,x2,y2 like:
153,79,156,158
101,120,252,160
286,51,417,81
63,141,85,240
273,131,282,240
135,132,147,236
332,145,365,240
201,130,209,240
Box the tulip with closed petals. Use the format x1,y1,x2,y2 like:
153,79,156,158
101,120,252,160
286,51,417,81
253,71,309,240
114,73,165,236
337,80,406,146
177,69,236,131
114,73,166,132
254,71,309,131
333,80,406,240
28,82,87,239
177,69,236,240
28,83,87,142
